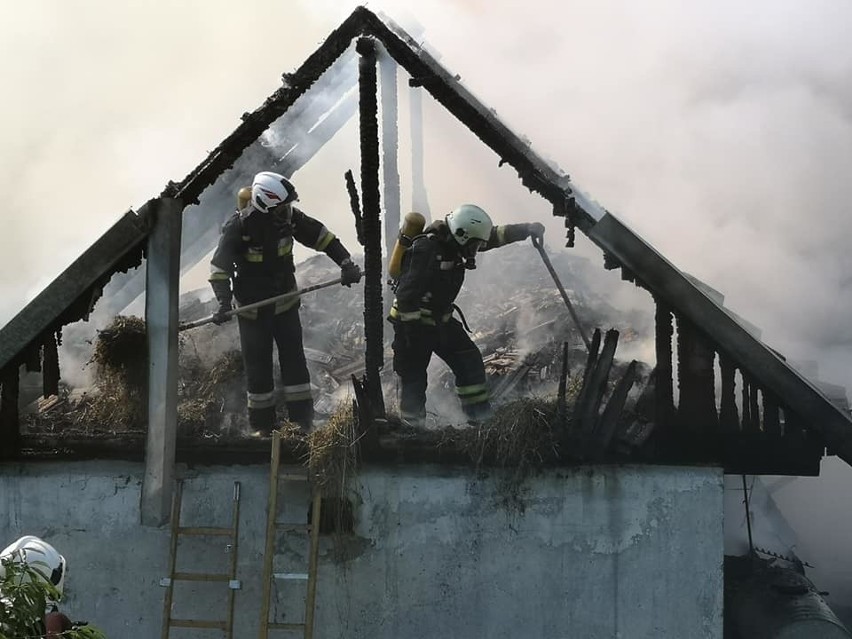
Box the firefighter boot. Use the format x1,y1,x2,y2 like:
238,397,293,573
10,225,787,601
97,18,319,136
249,406,276,436
288,399,314,434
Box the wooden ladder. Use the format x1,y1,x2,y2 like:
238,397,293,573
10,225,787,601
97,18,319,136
160,480,242,638
258,430,322,639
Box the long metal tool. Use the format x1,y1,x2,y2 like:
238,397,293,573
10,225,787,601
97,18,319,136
531,236,591,351
178,277,343,332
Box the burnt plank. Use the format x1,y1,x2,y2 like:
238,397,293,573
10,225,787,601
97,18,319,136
589,360,638,460
578,329,619,438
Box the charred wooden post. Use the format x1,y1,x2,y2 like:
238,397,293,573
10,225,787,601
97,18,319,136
42,330,61,398
654,299,675,432
24,344,41,373
556,341,569,431
782,408,806,439
675,315,718,433
762,390,781,437
589,360,638,460
0,366,20,458
719,354,739,433
749,378,761,433
357,37,386,416
577,329,618,441
574,329,602,420
741,375,753,433
344,169,365,246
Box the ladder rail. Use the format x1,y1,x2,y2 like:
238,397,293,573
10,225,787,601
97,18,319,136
226,482,242,639
161,480,242,639
160,480,183,639
259,430,323,639
304,491,322,639
258,431,283,639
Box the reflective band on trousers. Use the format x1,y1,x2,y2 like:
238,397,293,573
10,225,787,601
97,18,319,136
247,390,276,409
283,383,313,402
456,384,489,405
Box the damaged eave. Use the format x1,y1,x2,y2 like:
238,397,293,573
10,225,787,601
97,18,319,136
0,208,150,374
588,213,852,464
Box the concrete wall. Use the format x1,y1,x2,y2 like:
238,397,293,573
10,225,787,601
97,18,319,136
0,462,723,638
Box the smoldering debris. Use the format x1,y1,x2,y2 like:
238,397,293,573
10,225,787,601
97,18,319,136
22,242,653,443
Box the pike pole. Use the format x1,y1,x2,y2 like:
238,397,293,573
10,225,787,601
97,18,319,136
531,236,591,351
178,277,343,332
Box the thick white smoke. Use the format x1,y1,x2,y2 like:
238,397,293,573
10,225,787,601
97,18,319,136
3,0,852,612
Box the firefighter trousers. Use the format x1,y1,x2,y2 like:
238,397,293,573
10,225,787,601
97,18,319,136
237,305,313,432
391,317,490,423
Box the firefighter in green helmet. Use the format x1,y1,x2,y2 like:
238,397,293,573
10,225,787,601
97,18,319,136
389,204,544,425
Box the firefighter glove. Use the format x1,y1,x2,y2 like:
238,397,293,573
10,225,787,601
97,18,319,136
340,259,362,287
212,303,233,325
527,222,546,241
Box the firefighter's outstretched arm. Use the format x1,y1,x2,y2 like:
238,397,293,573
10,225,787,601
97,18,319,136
484,222,545,251
291,207,362,286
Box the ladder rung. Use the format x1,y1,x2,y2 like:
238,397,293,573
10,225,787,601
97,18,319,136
275,523,310,532
172,572,231,582
177,526,233,537
274,572,309,580
169,618,227,630
268,622,305,630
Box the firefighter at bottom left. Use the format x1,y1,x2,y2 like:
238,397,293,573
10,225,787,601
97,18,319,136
0,535,73,638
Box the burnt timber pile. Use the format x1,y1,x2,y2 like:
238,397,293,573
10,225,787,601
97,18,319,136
20,246,654,466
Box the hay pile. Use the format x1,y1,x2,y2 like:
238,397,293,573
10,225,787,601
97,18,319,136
457,398,560,469
177,350,244,435
306,401,360,497
86,315,149,429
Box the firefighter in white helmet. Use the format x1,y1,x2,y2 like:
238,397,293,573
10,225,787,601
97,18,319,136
1,536,73,637
209,172,362,434
389,204,544,425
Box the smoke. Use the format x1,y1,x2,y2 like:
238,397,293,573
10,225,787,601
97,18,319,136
4,0,852,607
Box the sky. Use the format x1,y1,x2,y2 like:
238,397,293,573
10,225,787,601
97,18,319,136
3,0,852,608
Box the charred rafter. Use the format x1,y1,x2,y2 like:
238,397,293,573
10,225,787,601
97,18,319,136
357,37,385,415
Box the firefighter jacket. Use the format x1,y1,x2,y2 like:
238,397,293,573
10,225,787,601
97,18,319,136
390,220,533,325
209,205,350,314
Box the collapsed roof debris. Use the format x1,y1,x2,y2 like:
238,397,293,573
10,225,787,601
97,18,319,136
22,245,651,455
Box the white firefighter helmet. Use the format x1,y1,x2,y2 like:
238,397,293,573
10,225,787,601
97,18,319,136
0,536,67,598
250,171,297,212
446,204,493,248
